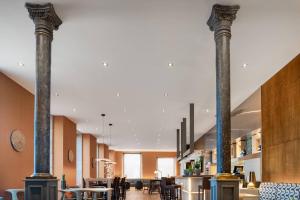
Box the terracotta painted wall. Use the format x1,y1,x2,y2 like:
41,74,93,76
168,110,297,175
114,151,123,177
262,54,300,183
113,151,179,178
53,116,77,186
53,116,64,185
63,117,77,186
0,73,34,198
82,134,97,178
142,152,179,179
97,144,110,178
97,144,105,178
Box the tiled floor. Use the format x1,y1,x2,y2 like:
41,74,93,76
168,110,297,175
126,188,160,200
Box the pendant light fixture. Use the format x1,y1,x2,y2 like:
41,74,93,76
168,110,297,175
96,115,116,164
101,113,106,144
108,123,113,147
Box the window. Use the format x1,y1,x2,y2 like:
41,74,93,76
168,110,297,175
123,153,141,178
157,157,176,178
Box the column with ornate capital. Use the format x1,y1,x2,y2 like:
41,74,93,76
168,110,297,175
207,4,240,200
24,3,62,200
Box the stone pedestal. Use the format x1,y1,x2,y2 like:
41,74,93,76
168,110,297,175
25,178,58,200
210,176,239,200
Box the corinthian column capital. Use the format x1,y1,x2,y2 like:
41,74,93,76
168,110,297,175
207,4,239,38
25,3,62,38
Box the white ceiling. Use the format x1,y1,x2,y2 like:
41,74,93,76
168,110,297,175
0,0,299,151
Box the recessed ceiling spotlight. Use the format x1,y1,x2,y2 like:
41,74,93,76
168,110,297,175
162,108,166,113
103,62,108,68
18,61,24,67
242,63,247,69
205,109,210,113
168,62,173,68
116,92,120,97
164,92,168,97
72,108,77,112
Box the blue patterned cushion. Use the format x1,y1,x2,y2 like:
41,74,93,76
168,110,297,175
275,183,300,200
259,182,278,200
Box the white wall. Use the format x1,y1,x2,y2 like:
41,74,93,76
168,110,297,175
244,158,261,182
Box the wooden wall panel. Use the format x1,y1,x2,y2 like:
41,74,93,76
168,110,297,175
261,54,300,183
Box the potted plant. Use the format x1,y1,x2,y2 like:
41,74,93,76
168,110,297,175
194,160,201,176
194,156,203,176
187,166,193,176
184,169,189,176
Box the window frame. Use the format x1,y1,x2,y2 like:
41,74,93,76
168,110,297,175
123,153,142,179
156,157,177,178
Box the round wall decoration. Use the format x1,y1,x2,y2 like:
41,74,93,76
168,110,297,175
10,130,26,152
68,149,74,162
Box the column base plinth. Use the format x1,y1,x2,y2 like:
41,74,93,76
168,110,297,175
210,175,240,200
25,177,58,200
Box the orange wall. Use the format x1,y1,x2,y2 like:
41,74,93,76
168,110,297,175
53,116,77,186
90,136,97,178
97,144,110,178
63,117,77,186
142,152,178,179
114,151,179,178
82,134,97,178
115,152,123,177
0,73,34,198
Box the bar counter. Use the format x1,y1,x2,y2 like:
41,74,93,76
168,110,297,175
175,175,213,200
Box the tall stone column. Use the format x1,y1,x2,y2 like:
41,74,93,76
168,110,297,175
207,4,240,200
25,3,62,200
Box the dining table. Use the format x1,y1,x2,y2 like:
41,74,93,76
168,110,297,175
5,189,24,200
60,187,112,200
149,179,161,194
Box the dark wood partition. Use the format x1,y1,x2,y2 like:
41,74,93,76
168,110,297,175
261,54,300,183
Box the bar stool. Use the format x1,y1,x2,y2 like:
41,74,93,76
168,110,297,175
172,184,182,200
198,185,204,200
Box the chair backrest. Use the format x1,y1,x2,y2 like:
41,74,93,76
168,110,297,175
135,180,143,190
160,177,168,192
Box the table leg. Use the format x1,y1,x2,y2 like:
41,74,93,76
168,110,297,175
107,191,111,200
11,192,18,200
75,191,82,200
61,192,65,200
92,192,97,200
